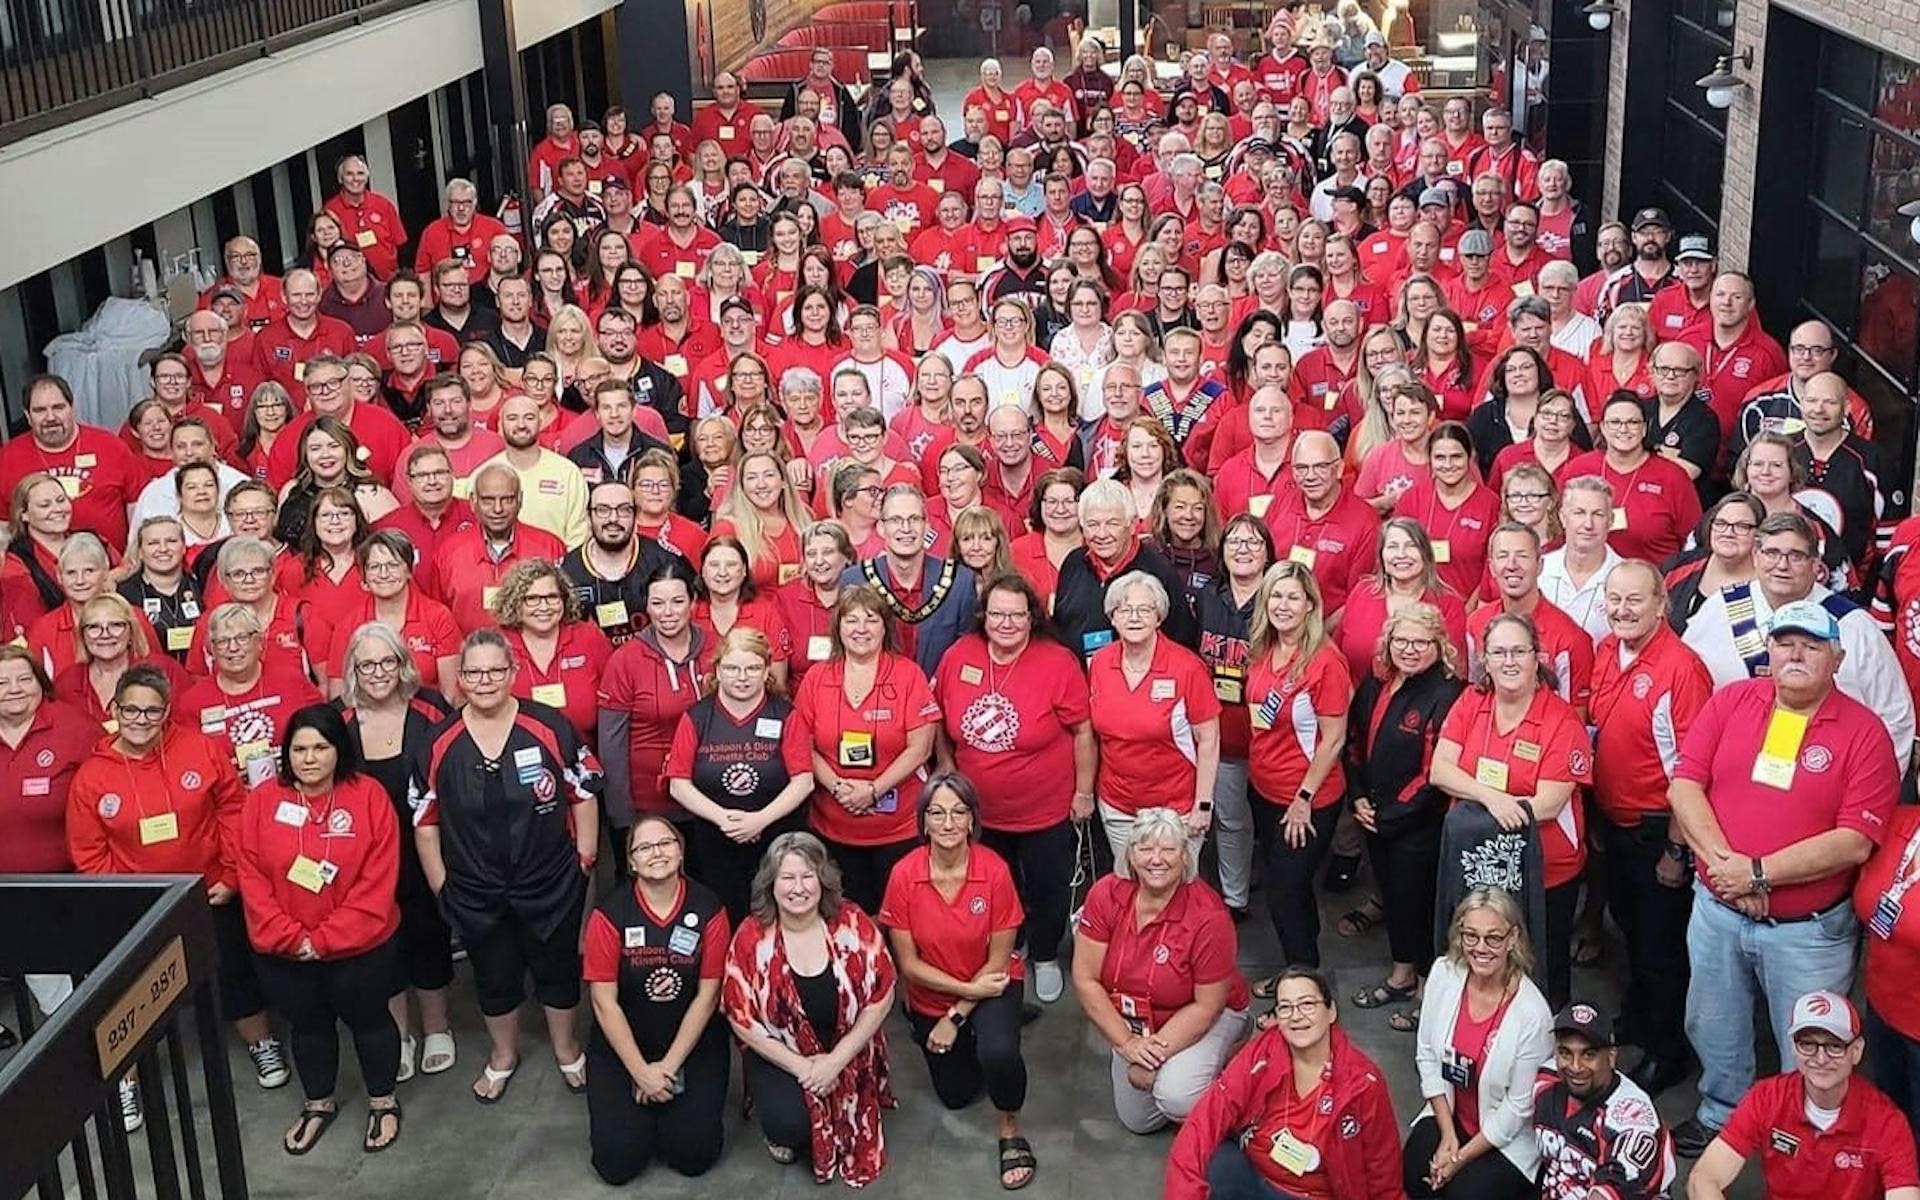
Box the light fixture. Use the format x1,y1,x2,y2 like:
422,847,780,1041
1696,47,1754,109
1583,0,1619,31
1901,198,1920,246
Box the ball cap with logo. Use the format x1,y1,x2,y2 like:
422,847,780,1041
1675,234,1716,262
1787,990,1859,1042
1767,599,1841,642
1552,1001,1615,1047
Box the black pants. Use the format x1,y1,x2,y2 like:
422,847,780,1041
904,987,1028,1113
585,1034,728,1183
691,810,810,924
1254,799,1341,968
744,1050,813,1154
253,939,401,1101
1599,814,1692,1057
1368,815,1443,970
210,900,266,1021
462,905,584,1017
1543,878,1579,1012
822,837,914,917
393,885,454,994
982,821,1075,965
1403,1115,1535,1200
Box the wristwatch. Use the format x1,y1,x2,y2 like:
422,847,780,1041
1750,855,1771,894
1296,788,1315,806
947,1009,969,1029
1196,800,1214,814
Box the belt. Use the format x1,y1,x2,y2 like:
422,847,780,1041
1709,892,1846,926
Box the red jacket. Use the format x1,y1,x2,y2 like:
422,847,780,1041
0,698,100,872
237,774,401,959
1166,1025,1407,1200
66,725,244,888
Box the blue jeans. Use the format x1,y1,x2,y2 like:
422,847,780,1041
1865,1001,1920,1145
1684,881,1859,1129
1206,1143,1307,1200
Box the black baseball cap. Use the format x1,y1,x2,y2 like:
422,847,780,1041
1631,206,1672,231
1552,1002,1614,1047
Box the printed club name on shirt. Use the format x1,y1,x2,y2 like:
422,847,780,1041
623,910,707,1003
704,717,786,797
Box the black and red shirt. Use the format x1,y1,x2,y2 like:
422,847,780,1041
582,878,731,1058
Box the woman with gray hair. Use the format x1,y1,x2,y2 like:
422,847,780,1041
1050,476,1197,659
340,620,457,1082
194,535,314,682
722,832,897,1184
1072,806,1250,1134
178,600,323,788
1086,569,1222,861
24,531,143,678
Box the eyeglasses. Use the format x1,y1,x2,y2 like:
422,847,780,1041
227,506,274,521
1270,998,1325,1018
115,703,168,722
984,609,1031,624
211,632,260,649
1601,417,1646,430
634,479,674,493
630,838,679,856
924,806,972,824
1710,518,1759,536
1458,927,1513,948
83,620,131,636
1757,545,1815,566
460,665,512,683
1788,343,1835,356
225,566,270,582
881,513,927,527
1389,636,1437,652
523,592,566,607
1294,461,1338,475
1505,490,1551,504
1650,365,1696,378
590,503,638,519
1113,604,1159,619
1485,646,1538,661
355,656,402,676
306,378,346,394
1792,1035,1852,1061
717,661,766,676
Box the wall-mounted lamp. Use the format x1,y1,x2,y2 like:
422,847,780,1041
1697,47,1754,109
1900,199,1920,246
1583,0,1620,31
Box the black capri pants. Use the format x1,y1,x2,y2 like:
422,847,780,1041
210,899,266,1021
461,905,585,1017
904,986,1028,1113
1367,814,1444,970
821,837,915,918
981,820,1075,965
253,938,402,1101
586,1031,728,1183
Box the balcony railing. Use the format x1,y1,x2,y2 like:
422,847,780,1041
0,0,432,148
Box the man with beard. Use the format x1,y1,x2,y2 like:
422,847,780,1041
560,480,674,646
479,394,589,547
982,216,1047,303
1574,221,1633,317
198,236,284,331
594,308,688,447
566,379,683,495
181,309,264,421
1530,1004,1675,1200
485,276,546,371
394,373,505,502
1597,208,1678,319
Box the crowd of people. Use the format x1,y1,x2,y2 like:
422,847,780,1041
5,12,1920,1197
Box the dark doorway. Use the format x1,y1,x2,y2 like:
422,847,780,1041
388,94,443,261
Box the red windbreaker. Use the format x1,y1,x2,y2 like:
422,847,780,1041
66,725,244,888
236,774,400,959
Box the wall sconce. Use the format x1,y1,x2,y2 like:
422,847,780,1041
1697,47,1754,109
1900,199,1920,246
1582,0,1619,31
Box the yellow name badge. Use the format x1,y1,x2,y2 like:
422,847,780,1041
664,354,688,376
929,178,945,193
1288,544,1318,568
959,665,984,685
741,250,761,267
1751,708,1808,790
675,262,696,278
1213,667,1244,704
483,586,500,610
139,813,180,845
356,229,378,248
1431,538,1452,564
1512,739,1542,762
293,361,307,381
1610,506,1627,531
1475,758,1510,792
532,683,568,708
595,600,630,628
286,855,327,894
807,635,832,662
838,730,875,769
1268,1128,1318,1176
778,562,801,584
588,180,603,195
166,625,193,652
75,453,96,468
718,125,736,140
976,255,998,272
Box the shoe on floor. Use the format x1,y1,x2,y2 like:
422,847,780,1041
397,1036,417,1084
1034,960,1065,1003
119,1078,144,1133
1672,1117,1718,1159
249,1038,291,1089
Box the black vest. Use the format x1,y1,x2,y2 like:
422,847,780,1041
684,694,798,814
592,879,729,1058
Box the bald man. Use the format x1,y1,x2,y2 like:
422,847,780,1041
198,236,286,331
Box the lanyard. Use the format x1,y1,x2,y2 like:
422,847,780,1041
1883,821,1920,906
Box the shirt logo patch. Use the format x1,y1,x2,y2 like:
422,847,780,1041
327,809,353,836
959,691,1021,753
531,770,556,802
99,793,122,819
1568,749,1590,776
1801,745,1833,773
1835,1151,1867,1170
969,896,987,915
1339,1115,1360,1139
180,771,202,789
1153,944,1171,964
1631,672,1653,700
722,762,760,796
36,749,54,768
645,966,684,1002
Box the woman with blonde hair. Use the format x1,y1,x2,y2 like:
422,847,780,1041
1583,301,1655,407
947,506,1012,578
713,450,811,588
1344,328,1416,480
457,342,518,428
493,557,615,745
52,592,187,727
543,304,597,386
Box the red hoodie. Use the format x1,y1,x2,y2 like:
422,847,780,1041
66,725,244,888
236,774,401,959
1166,1025,1407,1200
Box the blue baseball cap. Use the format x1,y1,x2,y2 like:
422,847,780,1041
1767,599,1840,642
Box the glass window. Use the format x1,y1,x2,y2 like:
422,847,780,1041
1814,108,1873,224
1866,131,1920,264
1857,256,1919,390
1807,213,1862,331
1821,35,1879,112
1877,59,1920,136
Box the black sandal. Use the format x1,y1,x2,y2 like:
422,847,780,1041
283,1102,338,1156
1352,979,1419,1009
363,1101,402,1154
1336,899,1384,937
1387,1010,1418,1033
998,1136,1037,1190
1251,974,1284,1000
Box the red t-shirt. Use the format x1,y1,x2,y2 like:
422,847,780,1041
1720,1073,1920,1200
932,634,1090,833
691,594,792,664
790,653,940,847
1335,581,1468,685
1448,986,1517,1138
1396,479,1502,602
1588,625,1712,826
1246,641,1353,805
1467,596,1595,711
1088,635,1223,816
321,589,461,691
1437,684,1594,887
1556,451,1701,564
1076,874,1250,1030
1675,679,1898,917
178,662,325,788
0,427,144,551
878,843,1025,1016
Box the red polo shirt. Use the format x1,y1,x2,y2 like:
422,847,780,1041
198,275,287,330
1467,596,1594,711
790,652,940,847
0,699,101,872
773,579,837,688
1293,346,1361,424
188,355,268,423
506,623,615,745
1647,287,1711,344
250,315,357,393
374,500,477,583
1088,634,1222,816
1855,806,1920,1039
266,402,411,488
1077,874,1249,1030
635,323,723,391
1246,641,1352,806
635,225,722,285
1588,624,1713,826
1438,684,1593,886
185,596,317,681
427,522,569,633
1676,678,1898,917
323,190,407,278
1557,450,1701,564
0,427,143,551
1263,488,1381,616
321,588,460,691
1335,580,1468,685
932,633,1090,833
1212,446,1296,525
413,213,509,283
1398,479,1501,601
1683,322,1790,442
879,844,1025,1016
1720,1073,1919,1200
962,86,1023,143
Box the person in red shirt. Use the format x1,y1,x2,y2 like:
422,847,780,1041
1560,393,1700,563
322,155,405,279
1469,522,1595,716
236,703,402,1153
870,144,942,241
319,531,459,697
878,772,1035,1189
529,103,581,197
67,663,284,1082
182,309,268,422
181,601,325,789
1853,803,1920,1140
932,573,1093,1003
1246,559,1354,976
1681,270,1790,443
789,584,940,914
1166,967,1407,1200
1266,431,1382,617
413,178,508,285
1336,518,1472,683
1646,234,1715,343
1690,992,1919,1197
0,375,143,553
635,186,722,283
0,644,100,876
252,270,357,394
1667,600,1899,1153
964,59,1024,145
425,464,567,633
1398,427,1501,603
1433,610,1594,1008
690,71,751,150
494,559,613,747
198,236,287,332
1071,806,1252,1132
376,445,478,573
1442,230,1516,351
598,559,711,852
1012,46,1075,132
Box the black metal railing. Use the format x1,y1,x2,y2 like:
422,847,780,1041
0,876,248,1200
0,0,433,148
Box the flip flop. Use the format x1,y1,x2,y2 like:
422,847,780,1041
363,1101,402,1154
557,1054,588,1094
998,1136,1038,1190
473,1060,518,1105
283,1103,338,1156
1352,979,1419,1009
421,1032,456,1075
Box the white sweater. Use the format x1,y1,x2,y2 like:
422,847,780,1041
1412,956,1554,1179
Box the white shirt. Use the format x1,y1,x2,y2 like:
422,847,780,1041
1539,545,1621,645
1371,56,1417,99
929,331,990,374
830,353,915,423
131,462,254,533
1551,312,1603,361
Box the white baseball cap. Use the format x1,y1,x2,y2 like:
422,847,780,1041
1788,990,1859,1042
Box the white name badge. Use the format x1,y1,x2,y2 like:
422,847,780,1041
274,801,308,827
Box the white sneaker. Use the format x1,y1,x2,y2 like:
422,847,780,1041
119,1078,144,1132
397,1036,417,1084
248,1038,290,1089
1034,960,1065,1004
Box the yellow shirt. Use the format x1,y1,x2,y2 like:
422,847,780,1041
480,449,589,549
